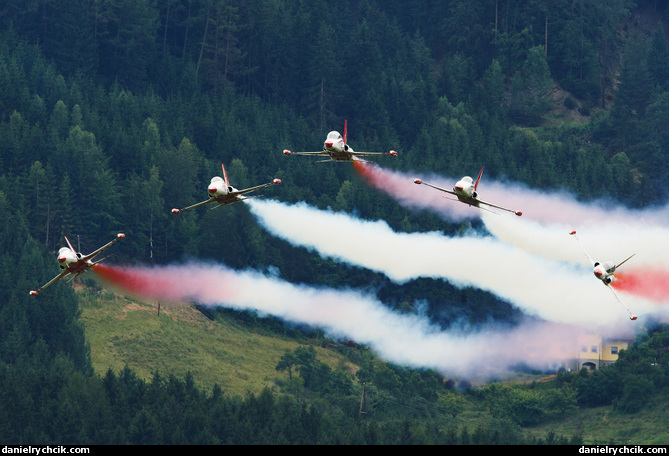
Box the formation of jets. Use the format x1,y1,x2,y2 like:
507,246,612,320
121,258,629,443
31,161,281,296
28,119,643,322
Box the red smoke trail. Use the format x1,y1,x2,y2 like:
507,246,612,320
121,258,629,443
93,263,237,303
94,264,172,297
353,161,382,186
353,162,669,227
612,269,669,303
93,261,591,378
353,161,476,220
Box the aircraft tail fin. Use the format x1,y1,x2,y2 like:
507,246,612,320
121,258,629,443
343,119,348,145
64,235,77,255
616,253,636,270
221,162,230,188
474,166,484,191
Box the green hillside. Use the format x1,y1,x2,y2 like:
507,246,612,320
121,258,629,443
77,280,352,396
76,279,669,445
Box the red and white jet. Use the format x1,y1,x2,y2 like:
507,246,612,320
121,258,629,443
171,162,281,214
30,233,125,296
569,230,637,320
283,120,397,162
413,166,522,216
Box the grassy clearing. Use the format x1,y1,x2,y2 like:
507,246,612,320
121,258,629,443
77,286,348,396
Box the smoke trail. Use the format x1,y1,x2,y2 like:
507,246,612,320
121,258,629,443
247,199,664,324
93,262,586,378
353,162,669,302
480,211,669,270
93,263,239,303
354,161,669,268
353,161,669,227
612,270,669,302
353,161,479,221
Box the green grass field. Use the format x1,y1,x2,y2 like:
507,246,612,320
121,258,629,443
77,286,350,396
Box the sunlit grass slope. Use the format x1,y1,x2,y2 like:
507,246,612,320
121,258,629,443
77,284,350,396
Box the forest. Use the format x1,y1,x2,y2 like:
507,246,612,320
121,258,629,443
0,0,668,445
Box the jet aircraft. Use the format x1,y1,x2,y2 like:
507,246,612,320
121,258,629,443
171,162,281,214
413,166,522,216
30,233,125,296
569,230,637,320
282,120,397,162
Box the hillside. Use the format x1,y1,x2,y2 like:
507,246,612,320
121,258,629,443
75,279,669,445
76,280,353,396
527,392,669,445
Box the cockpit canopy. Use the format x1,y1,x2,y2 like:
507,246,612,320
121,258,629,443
326,131,342,141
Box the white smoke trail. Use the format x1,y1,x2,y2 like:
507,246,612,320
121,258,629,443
355,162,669,305
247,199,666,325
354,163,669,268
480,211,669,269
95,262,586,379
354,162,669,228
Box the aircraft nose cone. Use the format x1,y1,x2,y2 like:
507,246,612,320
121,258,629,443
325,141,333,148
58,256,67,263
594,269,602,277
208,186,217,194
455,185,463,192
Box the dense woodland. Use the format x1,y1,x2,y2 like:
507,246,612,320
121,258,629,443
1,0,669,444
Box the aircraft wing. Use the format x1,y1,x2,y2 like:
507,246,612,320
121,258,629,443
414,180,460,197
171,197,217,214
569,231,595,265
607,284,637,320
351,151,398,157
80,233,126,262
30,270,70,296
476,198,523,216
283,150,329,156
230,179,281,197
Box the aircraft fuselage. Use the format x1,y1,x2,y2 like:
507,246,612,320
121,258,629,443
593,261,616,285
57,248,92,274
452,176,481,206
208,176,231,198
453,176,476,197
323,130,355,160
